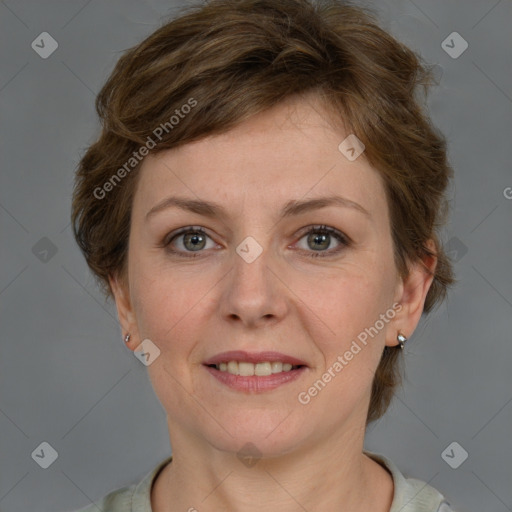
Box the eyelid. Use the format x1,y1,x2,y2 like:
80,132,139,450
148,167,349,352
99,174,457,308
162,226,209,245
163,224,351,258
292,224,351,258
162,226,217,251
295,224,351,244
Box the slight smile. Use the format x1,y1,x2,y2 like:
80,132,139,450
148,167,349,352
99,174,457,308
203,350,309,392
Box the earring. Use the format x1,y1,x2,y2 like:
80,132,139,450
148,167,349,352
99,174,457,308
397,333,407,349
124,333,131,344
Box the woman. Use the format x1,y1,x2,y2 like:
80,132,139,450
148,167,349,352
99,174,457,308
71,0,456,510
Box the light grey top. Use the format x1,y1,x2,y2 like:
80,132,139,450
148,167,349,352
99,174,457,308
73,450,455,511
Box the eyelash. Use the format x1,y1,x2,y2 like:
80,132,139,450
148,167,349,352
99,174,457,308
163,225,350,259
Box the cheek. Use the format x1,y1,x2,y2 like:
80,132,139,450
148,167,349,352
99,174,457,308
131,272,200,405
129,256,180,340
133,278,189,342
315,257,393,320
308,258,396,367
307,273,392,401
130,259,218,364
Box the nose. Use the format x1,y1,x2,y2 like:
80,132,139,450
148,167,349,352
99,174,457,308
219,238,288,328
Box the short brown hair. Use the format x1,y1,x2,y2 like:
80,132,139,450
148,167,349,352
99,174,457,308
71,0,455,425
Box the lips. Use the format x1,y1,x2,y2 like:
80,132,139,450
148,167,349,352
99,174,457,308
203,350,309,391
203,350,308,367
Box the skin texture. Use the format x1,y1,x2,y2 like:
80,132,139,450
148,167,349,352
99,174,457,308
110,93,436,511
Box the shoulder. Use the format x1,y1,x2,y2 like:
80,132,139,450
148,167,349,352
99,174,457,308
398,476,456,512
71,455,173,512
364,450,457,512
72,484,135,512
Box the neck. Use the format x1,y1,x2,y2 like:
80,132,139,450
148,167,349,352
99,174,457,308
152,422,393,512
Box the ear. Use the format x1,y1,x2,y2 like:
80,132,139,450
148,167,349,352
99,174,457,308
109,272,140,349
386,239,437,348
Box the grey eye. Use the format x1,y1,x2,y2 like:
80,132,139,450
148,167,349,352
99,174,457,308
182,231,207,251
306,231,333,251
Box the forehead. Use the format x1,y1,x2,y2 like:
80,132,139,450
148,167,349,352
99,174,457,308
133,95,387,219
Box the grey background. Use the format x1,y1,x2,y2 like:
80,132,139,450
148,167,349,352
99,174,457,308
1,1,511,511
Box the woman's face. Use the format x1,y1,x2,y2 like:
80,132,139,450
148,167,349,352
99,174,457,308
112,95,429,458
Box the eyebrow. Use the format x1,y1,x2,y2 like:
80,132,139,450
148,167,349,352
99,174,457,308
145,194,371,221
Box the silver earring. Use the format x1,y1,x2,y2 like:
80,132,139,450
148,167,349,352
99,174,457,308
124,333,131,344
397,333,407,349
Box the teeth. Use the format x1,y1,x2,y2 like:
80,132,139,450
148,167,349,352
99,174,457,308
227,361,238,375
213,361,300,375
255,362,272,376
239,361,254,376
271,361,283,373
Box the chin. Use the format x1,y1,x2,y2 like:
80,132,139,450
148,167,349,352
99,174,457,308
202,411,311,459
